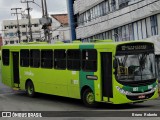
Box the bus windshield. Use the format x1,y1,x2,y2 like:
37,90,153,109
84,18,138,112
115,53,156,82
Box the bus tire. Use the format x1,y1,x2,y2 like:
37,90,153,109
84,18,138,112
26,81,35,97
82,88,96,107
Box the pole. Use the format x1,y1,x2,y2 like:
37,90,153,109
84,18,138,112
27,1,33,42
11,8,22,43
21,0,34,42
44,0,51,43
41,0,45,17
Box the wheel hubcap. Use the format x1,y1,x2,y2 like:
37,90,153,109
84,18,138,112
28,85,33,94
86,92,94,104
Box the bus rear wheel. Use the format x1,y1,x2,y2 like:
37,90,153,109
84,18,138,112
26,81,35,97
82,88,96,107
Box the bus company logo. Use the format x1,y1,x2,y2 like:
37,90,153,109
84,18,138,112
2,112,11,117
24,71,34,76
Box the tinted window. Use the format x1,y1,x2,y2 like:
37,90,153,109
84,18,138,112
82,49,97,71
54,50,66,69
41,50,53,68
67,50,81,70
30,49,40,68
2,49,10,66
20,49,29,67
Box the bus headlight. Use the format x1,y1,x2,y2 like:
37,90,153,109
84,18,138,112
116,86,133,95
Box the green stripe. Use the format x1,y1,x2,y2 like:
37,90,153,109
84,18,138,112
122,82,157,92
79,44,94,92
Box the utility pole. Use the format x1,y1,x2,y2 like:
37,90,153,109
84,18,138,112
11,8,22,43
21,0,34,42
41,0,52,43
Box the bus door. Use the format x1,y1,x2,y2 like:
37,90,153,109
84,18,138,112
12,52,20,87
101,52,113,102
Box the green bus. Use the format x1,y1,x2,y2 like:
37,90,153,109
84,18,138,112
1,40,159,106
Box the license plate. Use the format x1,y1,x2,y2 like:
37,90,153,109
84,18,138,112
138,95,145,99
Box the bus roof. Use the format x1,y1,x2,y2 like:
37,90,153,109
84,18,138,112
2,40,154,49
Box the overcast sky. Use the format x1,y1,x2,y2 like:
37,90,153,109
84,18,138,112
0,0,67,32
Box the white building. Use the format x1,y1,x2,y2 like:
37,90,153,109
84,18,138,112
2,18,42,45
50,14,70,43
68,0,160,79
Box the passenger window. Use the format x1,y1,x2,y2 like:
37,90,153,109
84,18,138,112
2,49,10,66
54,50,66,69
41,50,53,69
30,49,40,68
20,49,29,67
67,50,81,70
82,49,97,72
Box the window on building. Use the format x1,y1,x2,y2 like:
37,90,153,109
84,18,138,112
67,50,81,70
125,25,130,40
137,21,142,40
9,26,13,29
10,41,14,44
82,49,97,71
150,15,158,36
133,22,138,40
54,50,66,69
30,49,40,68
34,24,39,27
111,0,116,11
22,32,26,36
90,8,93,20
128,24,134,40
146,17,152,38
121,26,126,41
2,49,10,66
101,2,106,15
100,2,104,16
22,25,26,28
23,40,28,43
4,26,7,29
41,50,53,69
119,0,129,9
20,49,29,67
141,19,147,39
108,30,113,39
92,7,96,19
106,0,110,13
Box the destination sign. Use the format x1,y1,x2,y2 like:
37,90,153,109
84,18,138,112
116,42,154,55
121,45,147,51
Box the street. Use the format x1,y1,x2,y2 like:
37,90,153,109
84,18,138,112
0,70,160,120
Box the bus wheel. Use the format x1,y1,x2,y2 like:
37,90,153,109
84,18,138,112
82,88,96,107
26,81,35,97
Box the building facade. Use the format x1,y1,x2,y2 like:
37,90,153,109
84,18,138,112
2,18,42,45
68,0,160,79
50,14,71,43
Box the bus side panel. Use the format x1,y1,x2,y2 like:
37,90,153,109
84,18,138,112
2,66,13,87
1,51,14,88
20,68,69,97
67,71,80,99
20,67,81,99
